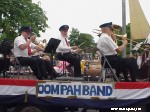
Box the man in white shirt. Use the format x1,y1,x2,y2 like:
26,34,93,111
31,37,59,79
56,25,82,77
97,22,138,82
14,26,49,80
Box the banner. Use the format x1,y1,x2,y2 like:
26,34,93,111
0,79,149,100
37,82,114,99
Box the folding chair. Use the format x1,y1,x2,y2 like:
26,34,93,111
11,49,34,79
98,49,120,82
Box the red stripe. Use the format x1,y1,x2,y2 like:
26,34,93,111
115,82,150,89
0,79,36,86
0,79,149,89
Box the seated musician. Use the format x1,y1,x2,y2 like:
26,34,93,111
97,22,138,82
56,25,82,77
14,26,52,80
0,55,10,76
31,37,59,79
0,39,12,76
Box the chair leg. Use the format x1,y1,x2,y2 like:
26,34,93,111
27,67,31,79
12,66,15,79
17,66,21,79
63,61,65,76
61,61,67,77
64,62,67,77
105,59,119,82
99,60,106,82
26,67,31,79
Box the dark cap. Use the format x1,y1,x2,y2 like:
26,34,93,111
20,26,32,32
59,25,69,31
99,22,112,28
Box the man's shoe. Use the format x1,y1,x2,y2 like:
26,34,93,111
54,73,64,79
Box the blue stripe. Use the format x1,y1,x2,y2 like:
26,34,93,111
0,95,149,109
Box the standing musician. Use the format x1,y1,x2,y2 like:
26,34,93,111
97,22,138,82
56,25,82,77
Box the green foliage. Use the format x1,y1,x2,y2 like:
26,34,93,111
126,23,131,55
76,33,95,49
126,23,131,38
69,28,95,51
117,23,145,56
0,0,48,41
69,28,80,46
116,23,133,55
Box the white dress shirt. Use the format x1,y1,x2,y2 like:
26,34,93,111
14,35,36,57
56,35,72,53
97,33,118,56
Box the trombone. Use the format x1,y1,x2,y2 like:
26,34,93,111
114,34,139,44
92,29,139,44
92,31,149,51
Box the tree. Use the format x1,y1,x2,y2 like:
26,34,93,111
69,28,95,51
69,28,80,46
115,23,132,55
115,23,146,56
0,0,48,41
76,33,95,49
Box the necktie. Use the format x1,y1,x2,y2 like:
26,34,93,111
26,39,32,56
65,38,70,47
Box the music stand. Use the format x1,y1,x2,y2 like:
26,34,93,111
44,38,61,69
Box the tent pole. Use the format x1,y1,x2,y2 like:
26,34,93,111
122,0,127,58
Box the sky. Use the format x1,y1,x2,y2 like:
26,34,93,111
32,0,150,42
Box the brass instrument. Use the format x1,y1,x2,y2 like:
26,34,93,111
115,38,149,51
114,34,139,44
92,30,149,51
92,29,140,44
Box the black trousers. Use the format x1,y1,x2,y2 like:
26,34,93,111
0,58,10,73
102,55,138,82
32,55,57,79
57,53,81,77
17,57,48,80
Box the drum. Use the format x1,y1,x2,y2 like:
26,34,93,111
85,61,101,81
138,50,150,79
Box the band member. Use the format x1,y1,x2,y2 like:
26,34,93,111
97,22,138,82
14,26,51,80
0,39,11,77
31,38,58,79
56,25,82,77
0,56,10,77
